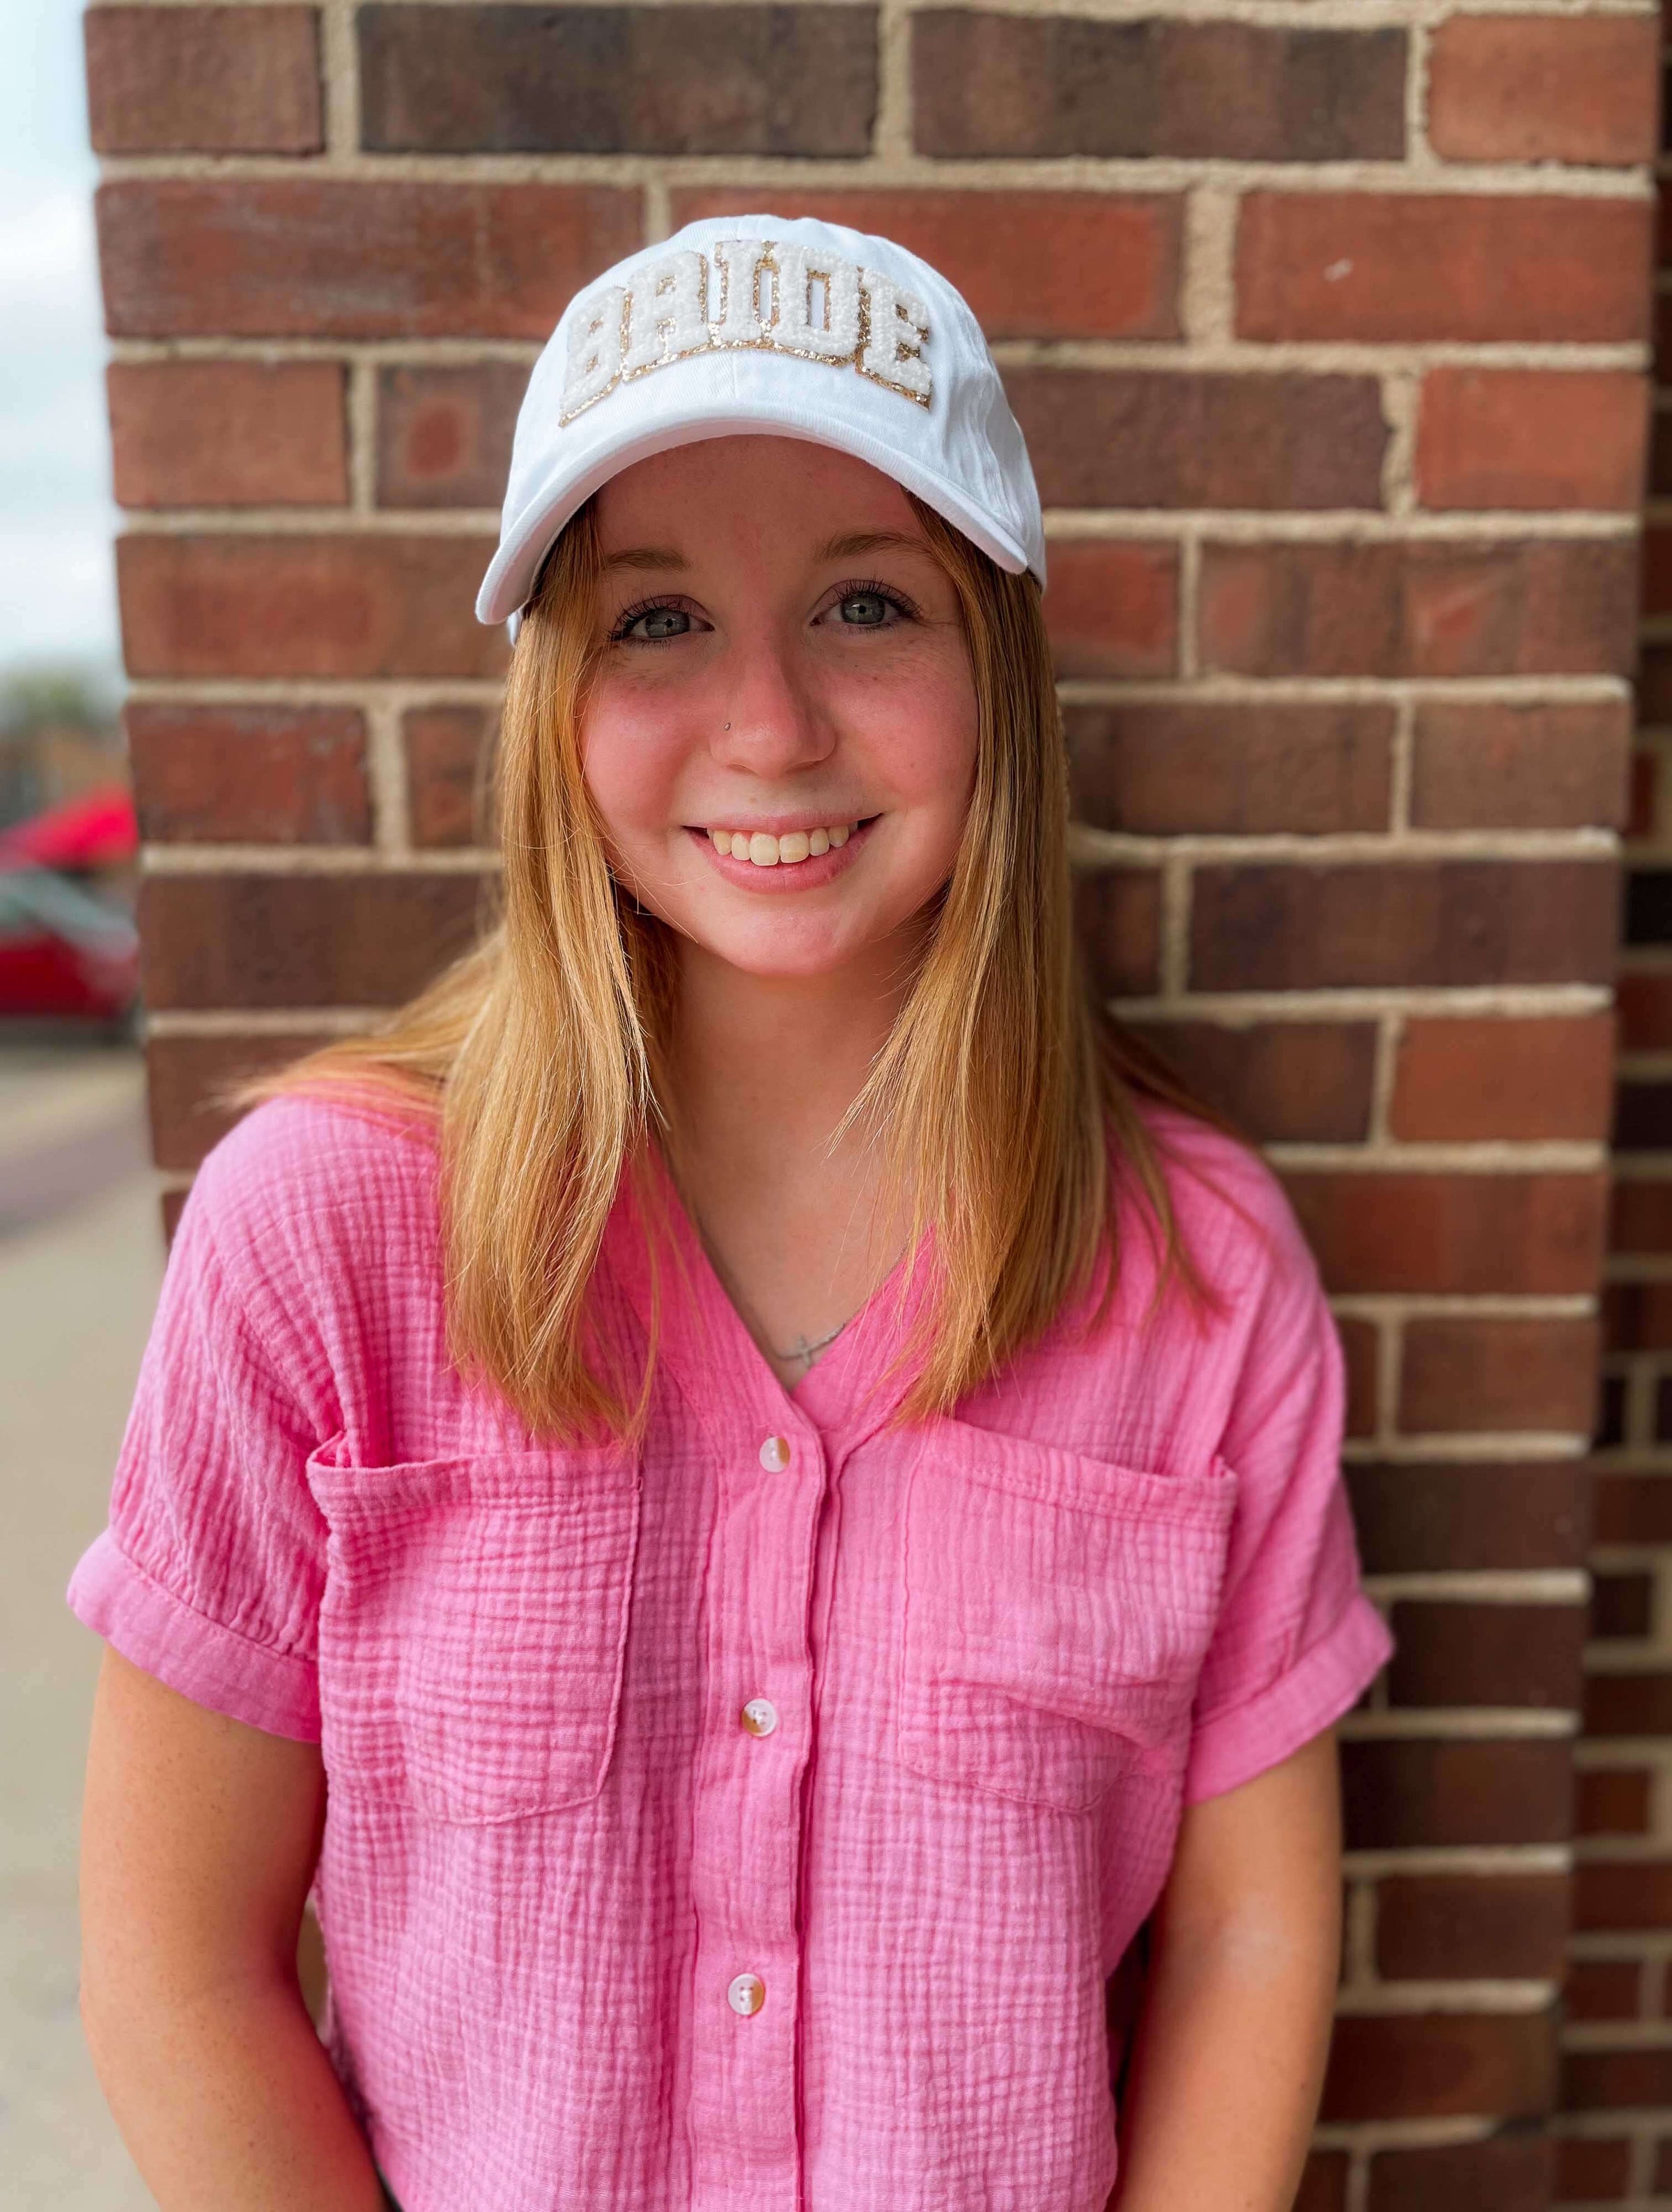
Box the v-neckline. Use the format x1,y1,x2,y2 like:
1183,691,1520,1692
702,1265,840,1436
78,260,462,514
601,1138,930,1450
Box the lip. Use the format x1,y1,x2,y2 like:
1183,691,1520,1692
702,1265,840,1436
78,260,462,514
688,814,879,891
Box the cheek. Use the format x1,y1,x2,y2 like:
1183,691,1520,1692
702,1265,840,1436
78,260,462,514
580,693,688,842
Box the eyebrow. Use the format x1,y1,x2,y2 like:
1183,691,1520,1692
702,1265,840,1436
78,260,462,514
816,529,928,563
600,546,688,573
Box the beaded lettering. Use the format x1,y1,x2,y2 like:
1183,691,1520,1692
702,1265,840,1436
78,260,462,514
559,240,933,426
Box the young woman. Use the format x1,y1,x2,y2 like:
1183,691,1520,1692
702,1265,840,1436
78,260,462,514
68,216,1393,2212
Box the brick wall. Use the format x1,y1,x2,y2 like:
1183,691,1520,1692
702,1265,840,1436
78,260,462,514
83,3,1659,2206
1571,8,1672,2202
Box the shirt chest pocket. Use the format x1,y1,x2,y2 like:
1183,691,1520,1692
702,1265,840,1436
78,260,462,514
307,1446,642,1824
897,1431,1238,1815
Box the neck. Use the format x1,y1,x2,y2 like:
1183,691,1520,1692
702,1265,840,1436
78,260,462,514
667,921,927,1174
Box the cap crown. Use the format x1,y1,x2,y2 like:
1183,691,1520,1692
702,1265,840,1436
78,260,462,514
476,212,1045,626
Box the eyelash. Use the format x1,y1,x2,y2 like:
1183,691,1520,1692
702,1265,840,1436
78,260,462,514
607,578,921,645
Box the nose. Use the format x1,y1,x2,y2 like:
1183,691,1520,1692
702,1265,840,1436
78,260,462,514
712,628,835,781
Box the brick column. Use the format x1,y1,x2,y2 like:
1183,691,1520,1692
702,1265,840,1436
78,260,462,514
84,5,1659,2206
1567,8,1672,2202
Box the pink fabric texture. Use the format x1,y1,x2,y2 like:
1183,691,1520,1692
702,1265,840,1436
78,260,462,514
67,1095,1392,2212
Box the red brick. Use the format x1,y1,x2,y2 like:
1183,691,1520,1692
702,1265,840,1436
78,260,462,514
109,362,347,511
125,703,370,845
1376,1873,1569,1980
1554,2134,1632,2198
1322,2008,1555,2122
1563,2043,1672,2110
1605,1281,1672,1352
1410,699,1632,831
1342,1739,1571,1849
1340,1317,1378,1439
1610,1178,1672,1254
1592,1572,1655,1641
1345,1462,1586,1575
1446,1311,1606,1426
146,1031,344,1172
1612,1078,1672,1152
139,873,486,1010
1390,1014,1616,1142
97,180,642,341
360,4,876,156
1626,867,1672,945
1591,1471,1672,1549
1286,1176,1605,1299
1636,642,1672,727
1564,1960,1644,2023
1585,1673,1672,1740
1387,1602,1586,1710
1574,1770,1654,1840
404,706,495,849
1236,194,1653,345
1198,539,1639,680
1044,542,1177,679
1635,525,1672,617
1293,2151,1348,2212
670,189,1182,341
1628,749,1659,842
1191,860,1617,992
377,364,527,511
1618,972,1672,1053
117,534,505,681
1065,701,1392,836
1369,2137,1552,2212
1007,370,1386,511
1417,369,1648,514
1072,868,1161,998
1427,15,1660,168
912,17,1405,161
1121,1020,1375,1143
85,4,321,154
1574,1859,1672,1933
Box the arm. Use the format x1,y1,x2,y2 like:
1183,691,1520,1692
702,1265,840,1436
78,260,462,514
1110,1726,1342,2212
79,1647,389,2212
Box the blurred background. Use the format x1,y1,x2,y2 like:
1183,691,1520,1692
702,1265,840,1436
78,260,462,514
1,0,157,2202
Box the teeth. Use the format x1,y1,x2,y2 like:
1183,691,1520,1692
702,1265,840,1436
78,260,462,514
708,822,860,866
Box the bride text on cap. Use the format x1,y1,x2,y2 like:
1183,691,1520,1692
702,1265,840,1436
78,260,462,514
559,238,934,426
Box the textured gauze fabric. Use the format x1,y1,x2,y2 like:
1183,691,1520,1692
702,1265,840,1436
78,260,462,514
66,1092,1393,2212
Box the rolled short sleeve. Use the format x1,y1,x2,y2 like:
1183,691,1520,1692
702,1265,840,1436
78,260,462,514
1183,1205,1393,1804
65,1134,331,1740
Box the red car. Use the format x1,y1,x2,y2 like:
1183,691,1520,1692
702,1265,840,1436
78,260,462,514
0,865,140,1026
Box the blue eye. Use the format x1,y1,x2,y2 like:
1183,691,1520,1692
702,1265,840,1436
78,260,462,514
624,605,690,642
839,591,892,628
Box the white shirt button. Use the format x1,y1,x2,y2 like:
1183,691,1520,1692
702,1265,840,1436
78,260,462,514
759,1434,791,1472
727,1972,766,2016
741,1697,779,1738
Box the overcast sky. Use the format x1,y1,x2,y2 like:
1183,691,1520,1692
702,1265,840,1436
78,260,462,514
0,0,119,676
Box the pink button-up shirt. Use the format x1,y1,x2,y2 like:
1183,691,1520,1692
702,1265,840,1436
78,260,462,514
68,1094,1391,2212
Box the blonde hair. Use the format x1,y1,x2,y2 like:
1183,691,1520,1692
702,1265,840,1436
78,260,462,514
247,488,1232,1441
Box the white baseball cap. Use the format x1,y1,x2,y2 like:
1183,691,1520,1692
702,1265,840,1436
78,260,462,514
474,212,1045,631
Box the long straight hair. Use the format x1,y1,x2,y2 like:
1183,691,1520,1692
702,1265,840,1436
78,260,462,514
247,488,1232,1441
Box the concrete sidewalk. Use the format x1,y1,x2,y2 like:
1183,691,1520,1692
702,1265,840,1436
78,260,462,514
0,1042,162,2209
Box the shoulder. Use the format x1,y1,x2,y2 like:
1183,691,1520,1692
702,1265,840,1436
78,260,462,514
1122,1099,1318,1312
183,1087,442,1298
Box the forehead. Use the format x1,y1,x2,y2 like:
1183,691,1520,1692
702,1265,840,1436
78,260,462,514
592,433,925,552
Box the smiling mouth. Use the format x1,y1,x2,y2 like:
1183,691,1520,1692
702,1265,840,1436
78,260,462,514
698,817,876,868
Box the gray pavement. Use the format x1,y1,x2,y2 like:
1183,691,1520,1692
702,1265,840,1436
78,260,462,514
0,1039,162,2209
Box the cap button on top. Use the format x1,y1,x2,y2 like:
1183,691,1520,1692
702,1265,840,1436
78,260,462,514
759,1434,791,1472
727,1972,766,2017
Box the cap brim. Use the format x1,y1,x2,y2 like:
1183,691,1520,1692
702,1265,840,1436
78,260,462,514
475,400,1037,627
